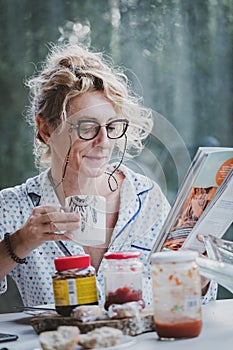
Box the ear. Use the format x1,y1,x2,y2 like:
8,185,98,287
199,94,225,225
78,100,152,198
36,115,52,144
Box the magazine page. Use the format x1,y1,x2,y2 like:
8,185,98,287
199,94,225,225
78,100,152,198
148,148,207,256
148,147,233,259
182,167,233,253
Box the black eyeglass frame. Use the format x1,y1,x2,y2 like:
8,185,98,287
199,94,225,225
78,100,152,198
67,118,129,140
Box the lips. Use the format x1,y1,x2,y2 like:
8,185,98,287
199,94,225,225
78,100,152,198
83,155,108,163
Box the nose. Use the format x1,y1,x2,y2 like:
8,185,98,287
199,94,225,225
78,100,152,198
93,125,109,146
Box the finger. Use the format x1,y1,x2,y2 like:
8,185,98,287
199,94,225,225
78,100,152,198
47,211,81,224
64,231,74,240
197,234,204,243
33,205,62,215
27,208,80,237
201,276,210,290
36,211,80,225
45,220,81,233
44,232,72,242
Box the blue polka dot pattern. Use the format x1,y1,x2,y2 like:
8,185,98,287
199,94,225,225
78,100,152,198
0,166,217,307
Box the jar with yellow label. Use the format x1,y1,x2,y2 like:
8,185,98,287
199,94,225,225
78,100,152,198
52,254,98,316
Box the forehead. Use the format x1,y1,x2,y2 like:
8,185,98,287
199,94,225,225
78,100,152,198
67,91,118,121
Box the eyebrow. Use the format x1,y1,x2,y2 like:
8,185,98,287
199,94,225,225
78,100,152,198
70,116,119,124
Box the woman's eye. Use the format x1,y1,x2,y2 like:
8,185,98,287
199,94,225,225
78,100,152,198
82,127,93,133
80,125,96,133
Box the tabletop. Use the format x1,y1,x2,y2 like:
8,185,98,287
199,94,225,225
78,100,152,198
0,298,232,350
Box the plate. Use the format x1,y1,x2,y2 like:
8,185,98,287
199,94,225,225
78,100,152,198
74,335,136,349
196,234,233,293
203,234,233,264
14,304,56,315
197,256,233,293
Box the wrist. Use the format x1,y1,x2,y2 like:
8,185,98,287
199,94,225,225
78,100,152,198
4,232,27,264
201,281,210,296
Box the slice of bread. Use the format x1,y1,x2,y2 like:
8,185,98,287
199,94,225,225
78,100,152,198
39,325,80,350
71,305,104,321
79,326,122,348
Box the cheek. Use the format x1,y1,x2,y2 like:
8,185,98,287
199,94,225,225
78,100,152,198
50,133,71,160
50,130,86,164
69,138,116,162
107,141,116,157
69,140,90,160
110,141,115,151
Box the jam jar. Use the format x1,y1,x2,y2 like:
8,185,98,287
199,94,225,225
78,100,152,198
103,251,144,310
52,254,98,316
151,250,202,340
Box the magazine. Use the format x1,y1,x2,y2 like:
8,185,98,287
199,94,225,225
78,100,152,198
149,147,233,258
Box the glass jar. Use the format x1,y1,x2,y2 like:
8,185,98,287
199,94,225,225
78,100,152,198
150,250,202,340
103,251,144,310
52,254,98,316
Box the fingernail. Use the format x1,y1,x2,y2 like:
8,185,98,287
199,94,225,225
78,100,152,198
65,232,74,239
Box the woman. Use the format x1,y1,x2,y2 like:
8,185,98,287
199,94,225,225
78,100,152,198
0,44,216,307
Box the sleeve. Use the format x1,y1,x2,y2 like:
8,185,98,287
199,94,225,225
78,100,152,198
130,182,170,251
201,280,218,304
0,277,7,295
131,183,171,306
0,192,8,294
0,188,27,294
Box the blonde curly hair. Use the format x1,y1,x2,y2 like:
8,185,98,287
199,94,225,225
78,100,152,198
26,43,153,167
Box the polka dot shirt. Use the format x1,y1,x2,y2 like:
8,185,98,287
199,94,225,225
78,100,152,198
0,165,217,307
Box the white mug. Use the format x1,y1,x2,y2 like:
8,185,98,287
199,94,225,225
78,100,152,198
64,195,106,246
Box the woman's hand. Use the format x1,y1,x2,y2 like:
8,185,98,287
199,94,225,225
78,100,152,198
198,253,211,294
195,234,210,294
180,234,210,295
16,205,81,253
0,205,81,280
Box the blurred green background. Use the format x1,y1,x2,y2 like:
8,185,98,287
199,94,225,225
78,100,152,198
0,0,232,312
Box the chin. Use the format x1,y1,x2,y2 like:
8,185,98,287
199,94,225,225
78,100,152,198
80,164,107,178
88,168,105,178
80,158,109,177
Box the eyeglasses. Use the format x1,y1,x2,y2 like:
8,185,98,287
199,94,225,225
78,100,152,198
67,118,129,140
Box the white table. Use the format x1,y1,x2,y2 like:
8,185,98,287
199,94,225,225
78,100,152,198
0,299,232,350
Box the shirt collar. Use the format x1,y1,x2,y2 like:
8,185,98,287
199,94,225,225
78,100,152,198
25,168,60,207
119,164,154,195
109,164,154,246
25,164,154,206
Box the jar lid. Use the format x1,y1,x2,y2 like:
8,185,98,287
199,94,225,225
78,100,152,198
104,251,140,260
54,254,90,270
150,250,198,263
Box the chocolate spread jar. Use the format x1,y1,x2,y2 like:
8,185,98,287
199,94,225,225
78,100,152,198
52,254,98,316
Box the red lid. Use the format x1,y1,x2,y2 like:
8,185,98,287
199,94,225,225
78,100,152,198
104,251,140,260
54,255,90,271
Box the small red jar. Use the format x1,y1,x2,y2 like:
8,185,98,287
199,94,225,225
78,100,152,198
103,251,144,310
